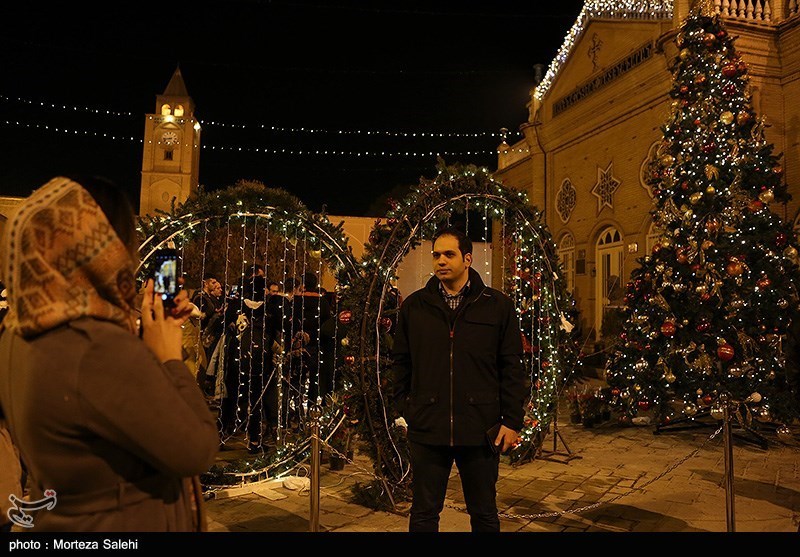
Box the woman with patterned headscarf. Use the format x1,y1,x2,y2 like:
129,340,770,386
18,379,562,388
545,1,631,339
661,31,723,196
0,176,218,531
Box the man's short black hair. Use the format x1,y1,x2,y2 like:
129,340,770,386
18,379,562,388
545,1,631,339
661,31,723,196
267,280,280,290
249,263,265,277
303,271,318,291
432,226,472,257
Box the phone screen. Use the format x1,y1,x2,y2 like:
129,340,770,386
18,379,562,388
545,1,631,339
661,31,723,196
152,248,179,304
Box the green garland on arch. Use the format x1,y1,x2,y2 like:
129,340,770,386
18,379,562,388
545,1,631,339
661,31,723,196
136,179,357,286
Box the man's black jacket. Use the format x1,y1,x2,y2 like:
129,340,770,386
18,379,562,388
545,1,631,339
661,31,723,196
391,267,526,446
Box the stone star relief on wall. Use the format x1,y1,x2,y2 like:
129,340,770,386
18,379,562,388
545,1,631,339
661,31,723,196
592,161,621,214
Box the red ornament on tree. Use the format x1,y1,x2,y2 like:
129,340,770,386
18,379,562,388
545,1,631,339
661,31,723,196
722,63,738,77
726,260,744,276
701,141,717,153
660,321,676,337
757,276,772,289
638,400,651,411
379,316,393,332
717,344,735,361
338,310,353,325
344,355,356,365
775,232,788,247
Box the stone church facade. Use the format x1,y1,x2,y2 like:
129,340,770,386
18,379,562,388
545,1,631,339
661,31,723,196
494,0,800,341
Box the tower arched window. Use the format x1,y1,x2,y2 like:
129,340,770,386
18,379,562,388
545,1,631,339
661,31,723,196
174,105,184,117
161,104,172,116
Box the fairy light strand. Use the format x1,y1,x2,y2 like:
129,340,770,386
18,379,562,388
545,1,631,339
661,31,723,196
0,119,530,157
0,94,521,139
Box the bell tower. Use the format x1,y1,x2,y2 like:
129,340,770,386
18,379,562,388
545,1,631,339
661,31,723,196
139,66,202,217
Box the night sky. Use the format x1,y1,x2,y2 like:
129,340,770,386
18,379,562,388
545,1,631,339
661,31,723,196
0,0,585,216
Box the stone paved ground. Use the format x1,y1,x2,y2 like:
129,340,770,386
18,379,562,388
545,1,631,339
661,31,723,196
205,391,800,534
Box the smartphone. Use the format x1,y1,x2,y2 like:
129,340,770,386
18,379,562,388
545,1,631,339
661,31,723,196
152,248,180,306
486,423,502,455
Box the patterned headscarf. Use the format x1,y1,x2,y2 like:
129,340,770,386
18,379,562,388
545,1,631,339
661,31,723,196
2,177,138,337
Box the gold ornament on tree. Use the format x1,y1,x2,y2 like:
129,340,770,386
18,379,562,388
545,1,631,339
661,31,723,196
736,111,750,126
758,190,774,204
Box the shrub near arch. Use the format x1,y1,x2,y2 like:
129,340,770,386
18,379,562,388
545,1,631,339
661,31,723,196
335,161,580,509
137,180,359,485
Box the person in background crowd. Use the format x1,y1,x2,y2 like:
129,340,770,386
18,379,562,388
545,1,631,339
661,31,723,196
294,272,332,407
270,277,304,426
267,281,281,298
224,276,280,453
0,175,218,531
391,226,526,532
191,275,225,395
248,263,265,279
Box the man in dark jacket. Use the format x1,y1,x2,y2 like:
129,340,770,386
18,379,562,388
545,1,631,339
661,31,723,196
391,226,526,532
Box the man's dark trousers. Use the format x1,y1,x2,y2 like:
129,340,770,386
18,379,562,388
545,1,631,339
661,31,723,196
409,441,500,532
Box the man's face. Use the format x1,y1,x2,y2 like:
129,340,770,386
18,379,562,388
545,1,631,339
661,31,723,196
432,234,471,285
268,284,280,297
211,280,223,297
205,278,220,294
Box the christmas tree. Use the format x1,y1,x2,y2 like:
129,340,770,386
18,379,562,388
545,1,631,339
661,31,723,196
605,5,800,434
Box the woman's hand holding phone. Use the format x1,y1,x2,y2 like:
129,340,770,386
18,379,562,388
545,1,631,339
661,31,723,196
140,279,193,363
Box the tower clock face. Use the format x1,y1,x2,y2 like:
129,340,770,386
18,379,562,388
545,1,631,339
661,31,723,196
161,131,179,146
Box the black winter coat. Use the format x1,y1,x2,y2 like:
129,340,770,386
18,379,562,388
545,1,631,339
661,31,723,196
391,267,526,446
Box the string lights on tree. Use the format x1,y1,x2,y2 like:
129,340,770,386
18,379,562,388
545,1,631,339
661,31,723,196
604,5,800,437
